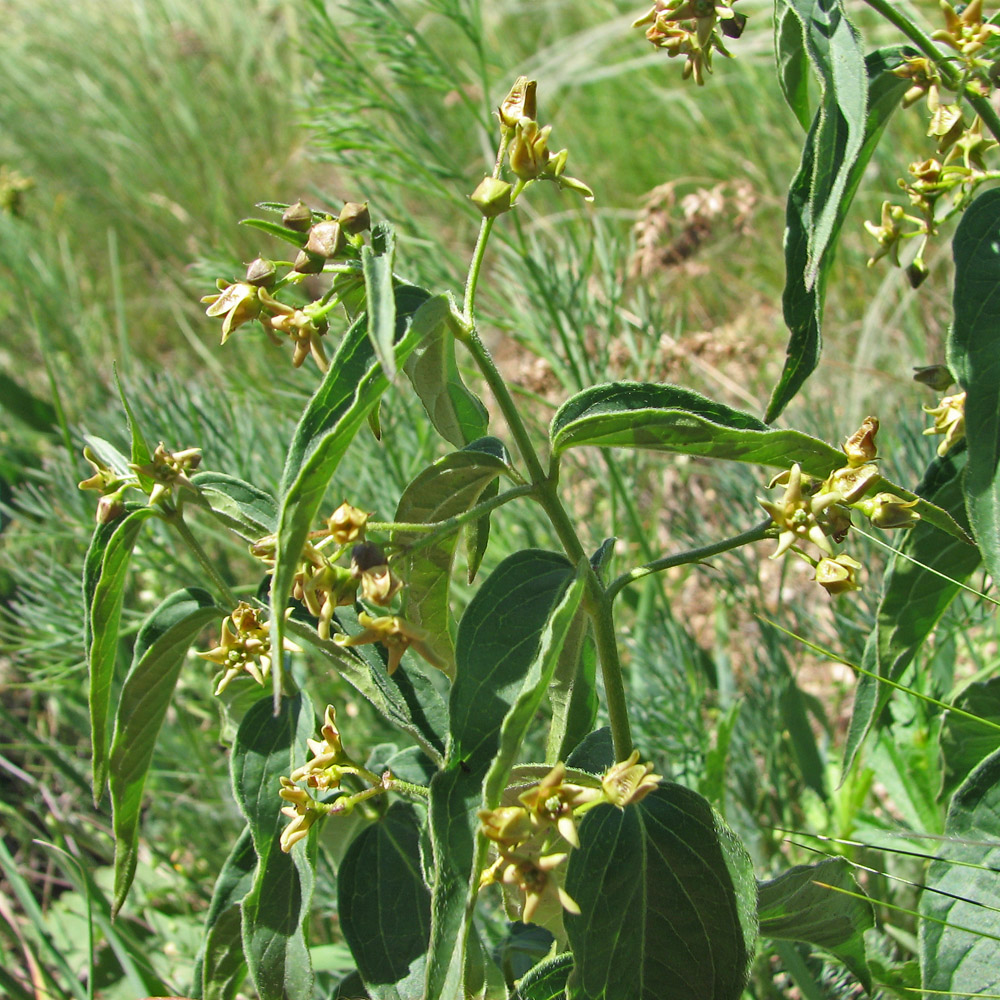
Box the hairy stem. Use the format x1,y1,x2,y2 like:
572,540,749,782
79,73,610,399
606,520,773,603
168,512,239,607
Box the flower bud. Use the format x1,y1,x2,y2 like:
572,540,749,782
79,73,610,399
293,249,325,274
245,257,277,288
305,221,346,259
282,201,313,232
841,416,879,466
338,202,371,234
509,119,552,181
814,554,862,596
498,76,537,130
859,492,921,529
328,501,369,545
913,365,954,392
906,258,929,288
96,491,126,524
470,176,513,218
825,462,879,505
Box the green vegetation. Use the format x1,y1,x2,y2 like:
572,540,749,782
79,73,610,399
4,1,1000,998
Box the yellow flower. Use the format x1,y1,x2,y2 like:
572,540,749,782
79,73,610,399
335,613,446,676
602,751,662,807
201,280,261,344
924,391,966,456
814,554,863,596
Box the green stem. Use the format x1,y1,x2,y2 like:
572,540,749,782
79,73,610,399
374,484,536,555
168,512,239,607
606,520,773,603
591,594,633,760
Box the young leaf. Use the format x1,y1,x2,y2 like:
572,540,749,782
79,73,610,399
239,217,309,247
393,438,515,672
86,503,157,801
270,285,447,702
842,456,980,776
765,45,913,421
512,954,574,1000
758,857,874,992
109,587,219,915
425,550,576,1000
774,2,811,131
232,693,316,1000
949,188,1000,582
115,366,153,484
338,802,430,1000
189,471,277,540
194,827,256,1000
545,620,597,764
551,381,843,476
362,222,398,381
921,748,1000,997
564,785,757,1000
403,295,489,447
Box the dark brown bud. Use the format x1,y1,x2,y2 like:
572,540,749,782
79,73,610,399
245,257,277,288
351,541,387,574
339,202,371,234
282,201,313,232
293,249,325,274
305,221,346,259
913,365,954,392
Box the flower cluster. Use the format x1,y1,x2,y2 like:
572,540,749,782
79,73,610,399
197,601,299,695
923,391,966,457
202,199,372,372
478,756,661,926
758,417,920,594
632,0,747,85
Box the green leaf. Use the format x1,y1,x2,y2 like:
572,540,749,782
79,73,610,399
196,827,256,1000
774,2,811,131
949,187,1000,582
82,434,133,480
465,477,498,584
564,785,757,1000
544,614,597,764
940,678,1000,800
270,284,445,701
425,550,576,1000
403,295,489,447
109,588,219,915
565,727,615,775
551,381,843,476
362,222,399,381
286,611,446,761
339,802,430,1000
0,371,58,433
114,366,153,487
512,954,574,1000
921,748,1000,996
239,216,309,247
758,857,874,992
86,503,157,801
765,44,913,421
233,693,316,1000
190,471,277,540
843,456,980,776
393,438,515,672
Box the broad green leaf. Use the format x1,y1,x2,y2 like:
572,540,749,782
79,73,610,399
0,371,58,432
551,381,843,475
190,471,277,540
921,748,1000,996
393,438,515,672
843,456,980,776
565,727,615,775
483,569,586,806
339,802,430,1000
286,611,446,761
362,222,398,381
949,187,1000,582
270,285,446,702
564,785,757,1000
765,45,913,421
545,619,597,764
403,295,489,447
495,923,557,991
109,588,219,915
196,827,256,1000
239,216,309,247
774,2,811,131
512,954,574,1000
758,857,874,992
940,678,1000,800
233,693,316,1000
87,504,157,801
425,550,576,1000
465,477,498,584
